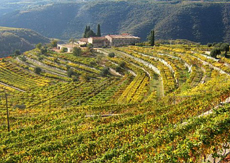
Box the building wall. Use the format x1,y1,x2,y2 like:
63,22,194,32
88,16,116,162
109,38,140,47
78,35,141,48
57,44,73,53
88,37,110,48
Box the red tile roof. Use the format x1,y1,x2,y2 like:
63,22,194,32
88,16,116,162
106,35,140,39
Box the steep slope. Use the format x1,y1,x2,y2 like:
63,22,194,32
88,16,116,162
0,2,229,44
0,26,49,57
155,3,230,44
0,44,230,162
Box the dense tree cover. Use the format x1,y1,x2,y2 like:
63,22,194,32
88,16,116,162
209,42,230,58
220,43,230,57
0,27,49,57
210,48,221,58
0,2,229,44
83,26,96,38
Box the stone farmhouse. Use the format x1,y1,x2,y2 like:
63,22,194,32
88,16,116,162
57,43,76,53
78,34,140,48
57,34,140,51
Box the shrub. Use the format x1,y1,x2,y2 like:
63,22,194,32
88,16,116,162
50,40,58,48
40,47,47,54
14,50,21,56
210,48,221,59
108,52,115,58
115,66,122,72
73,47,82,56
61,47,68,53
207,43,212,47
79,73,89,82
119,61,126,68
67,69,74,77
34,67,42,74
21,56,27,62
36,43,42,49
100,67,109,77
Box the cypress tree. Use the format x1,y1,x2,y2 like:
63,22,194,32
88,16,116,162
84,26,93,38
83,26,88,38
150,30,155,46
97,24,101,37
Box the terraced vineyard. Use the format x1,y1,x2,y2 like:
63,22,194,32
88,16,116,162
0,44,230,162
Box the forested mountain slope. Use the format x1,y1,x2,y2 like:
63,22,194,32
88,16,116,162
0,1,229,44
0,27,49,57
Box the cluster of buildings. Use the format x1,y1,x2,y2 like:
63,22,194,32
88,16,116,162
57,34,141,52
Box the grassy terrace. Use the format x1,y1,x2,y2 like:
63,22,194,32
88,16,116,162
0,44,230,162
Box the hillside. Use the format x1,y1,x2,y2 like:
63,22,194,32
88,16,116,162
0,26,49,57
0,43,230,162
0,1,229,43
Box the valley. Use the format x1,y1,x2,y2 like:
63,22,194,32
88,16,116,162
0,0,230,162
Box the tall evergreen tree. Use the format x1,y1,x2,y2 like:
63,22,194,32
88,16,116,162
149,30,155,46
97,24,101,37
86,30,96,38
83,26,88,38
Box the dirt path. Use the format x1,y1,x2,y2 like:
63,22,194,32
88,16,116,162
17,57,67,78
109,68,123,77
200,67,207,84
191,55,230,76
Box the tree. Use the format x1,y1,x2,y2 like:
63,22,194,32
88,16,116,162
108,52,115,58
83,26,87,38
85,30,96,38
149,30,155,46
79,73,89,82
115,66,122,72
100,67,109,77
67,68,74,77
51,39,58,48
210,48,221,59
66,65,70,70
21,56,27,62
40,47,47,54
36,43,42,49
61,47,68,53
83,26,91,38
83,25,97,38
38,56,43,61
119,61,126,68
87,43,93,49
14,50,21,56
69,38,75,48
207,43,212,47
97,24,101,37
34,67,42,74
73,47,82,56
215,42,223,47
220,43,229,58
